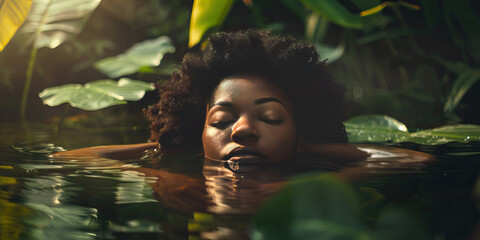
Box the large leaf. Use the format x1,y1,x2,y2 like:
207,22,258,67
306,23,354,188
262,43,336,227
0,0,33,51
16,0,101,49
188,0,234,47
344,114,410,143
444,70,480,119
409,125,480,145
252,173,366,240
252,173,429,240
344,114,480,145
94,36,175,78
39,78,155,111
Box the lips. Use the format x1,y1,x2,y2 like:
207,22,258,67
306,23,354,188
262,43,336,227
223,147,266,173
223,147,266,162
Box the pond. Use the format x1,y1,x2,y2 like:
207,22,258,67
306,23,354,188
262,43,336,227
1,122,479,240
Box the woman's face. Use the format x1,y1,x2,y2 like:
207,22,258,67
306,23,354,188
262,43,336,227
202,76,298,169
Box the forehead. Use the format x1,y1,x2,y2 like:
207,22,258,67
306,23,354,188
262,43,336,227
211,77,287,103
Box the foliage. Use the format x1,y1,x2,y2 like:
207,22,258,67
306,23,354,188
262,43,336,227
39,78,155,111
1,0,479,130
189,0,234,47
0,0,32,51
189,0,480,126
345,114,480,145
15,0,101,50
0,0,102,120
252,173,429,240
444,70,480,120
38,34,175,112
94,36,175,78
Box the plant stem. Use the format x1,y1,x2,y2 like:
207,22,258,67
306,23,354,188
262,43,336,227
56,104,70,134
20,46,38,121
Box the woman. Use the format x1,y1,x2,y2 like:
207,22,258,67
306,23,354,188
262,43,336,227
51,31,434,236
53,29,432,171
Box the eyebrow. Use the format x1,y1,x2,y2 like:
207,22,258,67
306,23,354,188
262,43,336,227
254,97,286,107
210,101,234,108
210,97,286,108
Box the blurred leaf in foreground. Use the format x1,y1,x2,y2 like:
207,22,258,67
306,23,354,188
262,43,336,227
252,173,366,240
252,173,430,240
39,78,155,111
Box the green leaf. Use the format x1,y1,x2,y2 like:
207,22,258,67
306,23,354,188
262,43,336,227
188,0,234,47
344,114,480,145
94,36,175,78
345,114,408,132
252,173,367,240
372,206,430,240
410,125,480,144
16,0,101,49
0,0,33,51
300,0,365,29
344,114,410,144
444,70,480,119
39,78,155,111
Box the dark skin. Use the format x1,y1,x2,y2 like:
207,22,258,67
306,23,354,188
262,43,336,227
52,76,434,169
50,74,434,212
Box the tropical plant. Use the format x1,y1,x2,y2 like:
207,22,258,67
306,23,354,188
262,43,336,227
0,0,102,121
34,35,175,131
0,0,33,51
188,0,480,127
39,78,155,111
344,114,480,146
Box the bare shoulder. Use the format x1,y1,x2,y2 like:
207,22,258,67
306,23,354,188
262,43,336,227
51,142,160,160
298,143,435,164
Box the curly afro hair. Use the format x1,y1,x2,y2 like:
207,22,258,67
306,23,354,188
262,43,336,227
144,29,347,150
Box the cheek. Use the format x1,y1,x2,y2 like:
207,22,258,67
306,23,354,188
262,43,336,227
261,123,298,159
202,127,229,158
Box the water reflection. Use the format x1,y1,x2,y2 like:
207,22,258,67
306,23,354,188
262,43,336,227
2,141,480,239
132,158,289,216
204,159,287,215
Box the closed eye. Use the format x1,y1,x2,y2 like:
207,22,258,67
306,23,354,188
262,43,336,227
210,121,234,129
259,119,283,125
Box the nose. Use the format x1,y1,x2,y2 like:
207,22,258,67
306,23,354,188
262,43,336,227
231,115,259,143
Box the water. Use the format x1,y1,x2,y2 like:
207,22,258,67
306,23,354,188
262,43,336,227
1,123,479,239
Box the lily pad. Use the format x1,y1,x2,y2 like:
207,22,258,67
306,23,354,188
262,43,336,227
95,36,175,78
39,78,154,111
